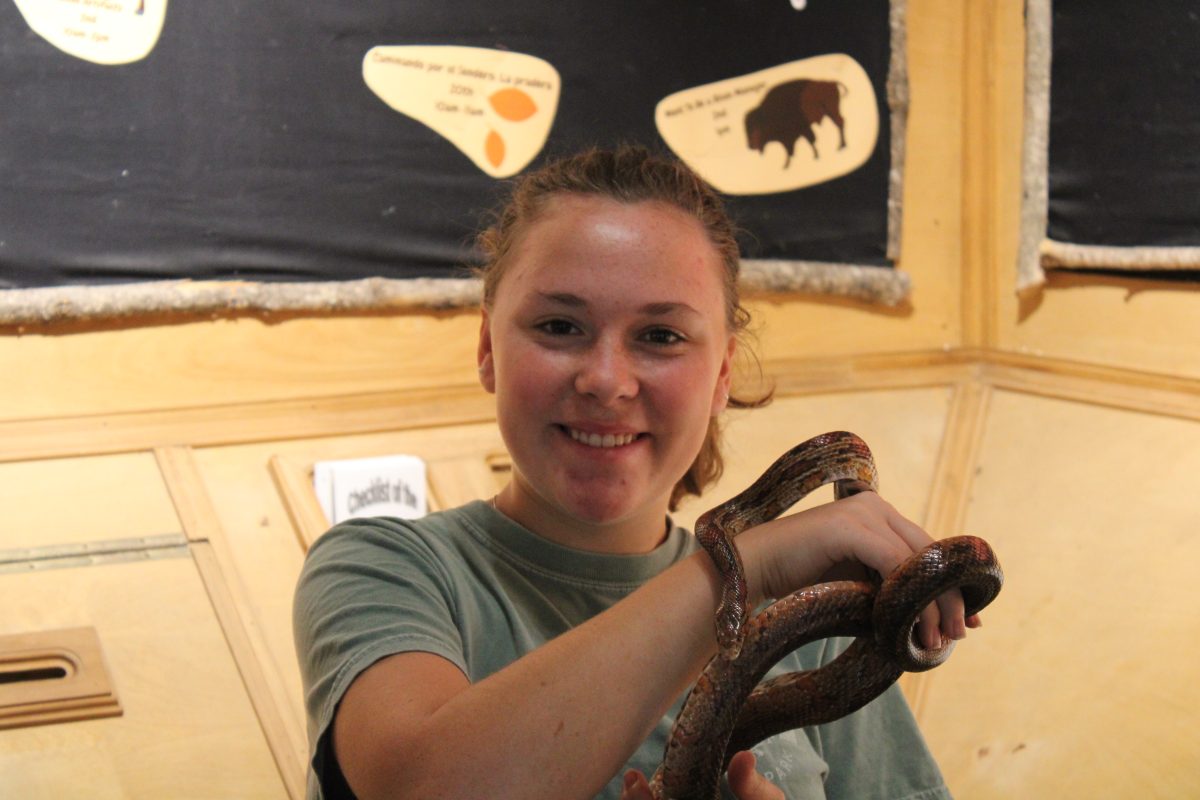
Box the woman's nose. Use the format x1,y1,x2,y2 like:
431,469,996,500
574,339,638,403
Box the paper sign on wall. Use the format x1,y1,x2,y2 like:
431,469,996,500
12,0,167,65
363,44,560,178
655,53,878,196
313,455,428,525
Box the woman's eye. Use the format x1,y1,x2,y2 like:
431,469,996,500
642,328,685,346
536,318,580,336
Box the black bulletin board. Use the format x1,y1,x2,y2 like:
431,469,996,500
1021,0,1200,286
0,0,898,303
1048,2,1200,248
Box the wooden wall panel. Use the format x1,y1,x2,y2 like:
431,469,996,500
0,452,179,551
0,558,287,799
1001,281,1200,381
672,387,954,533
1,314,483,423
191,422,508,744
917,390,1200,798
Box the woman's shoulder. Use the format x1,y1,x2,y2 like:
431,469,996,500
298,501,499,591
308,500,490,555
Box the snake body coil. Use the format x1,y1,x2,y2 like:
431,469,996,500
648,431,1003,800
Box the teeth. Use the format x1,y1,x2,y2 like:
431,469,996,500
568,428,638,448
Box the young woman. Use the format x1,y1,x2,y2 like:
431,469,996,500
294,145,974,800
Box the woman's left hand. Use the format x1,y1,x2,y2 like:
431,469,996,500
725,752,785,799
619,751,783,800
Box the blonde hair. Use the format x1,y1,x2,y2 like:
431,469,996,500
476,145,771,510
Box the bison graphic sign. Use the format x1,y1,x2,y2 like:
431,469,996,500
656,53,878,196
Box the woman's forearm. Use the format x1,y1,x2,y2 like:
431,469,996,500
340,548,735,800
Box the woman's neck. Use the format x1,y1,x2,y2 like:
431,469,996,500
491,481,672,555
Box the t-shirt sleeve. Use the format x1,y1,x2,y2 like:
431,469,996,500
292,517,468,799
801,637,952,800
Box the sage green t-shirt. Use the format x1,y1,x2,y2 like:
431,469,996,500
293,500,951,800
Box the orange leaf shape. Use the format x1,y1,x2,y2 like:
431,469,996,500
489,88,538,122
485,130,506,168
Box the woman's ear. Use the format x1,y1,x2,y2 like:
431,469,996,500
477,309,496,394
711,335,736,415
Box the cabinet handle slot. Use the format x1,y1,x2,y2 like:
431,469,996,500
0,627,121,729
0,662,70,685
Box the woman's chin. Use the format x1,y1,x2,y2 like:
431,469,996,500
562,498,632,526
557,490,665,531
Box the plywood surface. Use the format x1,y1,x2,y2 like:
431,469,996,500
918,390,1200,798
673,387,954,532
0,452,180,551
192,421,508,738
0,557,286,799
1,314,483,422
1003,281,1200,380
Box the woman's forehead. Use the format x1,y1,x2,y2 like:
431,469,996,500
518,196,718,267
501,205,725,305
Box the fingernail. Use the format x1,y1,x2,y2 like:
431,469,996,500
623,771,638,790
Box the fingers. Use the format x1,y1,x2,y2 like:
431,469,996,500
726,751,786,800
881,500,983,645
745,494,901,602
620,769,653,800
828,492,926,580
827,493,982,647
745,493,984,644
879,501,970,646
935,589,967,640
620,756,788,800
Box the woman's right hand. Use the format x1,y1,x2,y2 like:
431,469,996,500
619,752,783,800
738,491,978,650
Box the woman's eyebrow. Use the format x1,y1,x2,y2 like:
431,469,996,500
537,291,587,307
535,292,699,316
640,301,700,317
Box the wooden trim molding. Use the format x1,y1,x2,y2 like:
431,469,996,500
961,0,1003,346
978,349,1200,422
901,377,992,718
0,383,496,464
156,447,307,800
0,348,1194,466
268,455,331,553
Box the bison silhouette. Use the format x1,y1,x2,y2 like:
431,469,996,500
744,79,847,168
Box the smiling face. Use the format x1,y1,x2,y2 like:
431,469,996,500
478,194,736,553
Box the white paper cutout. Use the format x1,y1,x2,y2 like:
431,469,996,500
363,45,560,178
13,0,167,65
655,53,878,196
313,454,428,525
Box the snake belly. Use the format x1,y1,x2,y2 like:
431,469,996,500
647,432,1004,800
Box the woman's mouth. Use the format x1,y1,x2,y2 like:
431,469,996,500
563,426,643,449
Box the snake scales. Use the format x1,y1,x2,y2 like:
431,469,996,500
647,431,1003,799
